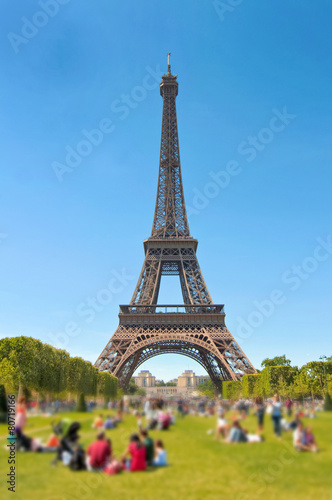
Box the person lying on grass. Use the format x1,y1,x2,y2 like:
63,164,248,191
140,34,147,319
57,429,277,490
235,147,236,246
225,420,263,443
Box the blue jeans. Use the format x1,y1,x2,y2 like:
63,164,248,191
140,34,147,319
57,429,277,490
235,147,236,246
272,415,281,436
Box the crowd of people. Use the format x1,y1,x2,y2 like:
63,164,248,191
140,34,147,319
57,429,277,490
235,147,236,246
214,395,320,451
11,392,321,476
12,396,169,474
85,429,168,473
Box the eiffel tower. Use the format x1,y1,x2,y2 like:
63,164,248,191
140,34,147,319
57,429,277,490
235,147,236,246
95,55,256,389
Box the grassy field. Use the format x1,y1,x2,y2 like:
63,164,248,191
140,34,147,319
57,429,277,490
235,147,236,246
1,409,332,500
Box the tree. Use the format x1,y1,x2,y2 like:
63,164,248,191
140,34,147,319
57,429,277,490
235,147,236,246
267,365,297,398
197,378,215,398
324,392,332,411
300,361,332,398
97,371,118,402
242,374,261,398
0,336,118,400
125,378,142,395
292,370,310,401
261,355,291,369
222,381,242,399
76,392,87,412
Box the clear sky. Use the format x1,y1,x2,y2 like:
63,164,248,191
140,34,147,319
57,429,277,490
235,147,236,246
1,0,332,381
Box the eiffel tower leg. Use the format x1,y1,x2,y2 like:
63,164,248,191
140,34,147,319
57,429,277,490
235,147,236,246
179,251,213,305
130,252,162,306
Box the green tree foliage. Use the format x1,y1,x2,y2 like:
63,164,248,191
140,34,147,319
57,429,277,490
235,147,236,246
242,374,261,398
324,392,332,411
222,381,242,399
97,371,118,401
197,378,215,398
261,355,291,369
327,375,332,398
300,361,332,398
76,392,87,412
125,378,142,395
292,370,310,400
0,384,7,423
0,337,44,392
0,336,118,398
268,365,297,398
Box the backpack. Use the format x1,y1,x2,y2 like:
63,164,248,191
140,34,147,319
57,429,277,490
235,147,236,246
69,446,86,471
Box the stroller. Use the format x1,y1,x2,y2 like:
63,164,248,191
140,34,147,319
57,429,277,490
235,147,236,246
51,420,82,466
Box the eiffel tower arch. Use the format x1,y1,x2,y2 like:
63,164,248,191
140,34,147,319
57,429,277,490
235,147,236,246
95,55,256,389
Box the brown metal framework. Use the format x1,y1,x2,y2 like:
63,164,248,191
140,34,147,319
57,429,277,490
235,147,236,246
95,56,256,389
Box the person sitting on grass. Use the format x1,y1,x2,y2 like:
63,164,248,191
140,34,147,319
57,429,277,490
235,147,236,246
121,433,147,472
140,429,154,466
153,439,168,466
86,431,111,471
104,415,115,430
293,421,309,451
288,412,302,431
157,407,171,430
226,420,247,443
92,414,104,429
304,426,318,452
294,423,318,452
215,402,229,440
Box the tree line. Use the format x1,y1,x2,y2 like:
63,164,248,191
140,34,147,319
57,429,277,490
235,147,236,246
0,336,118,401
222,355,332,401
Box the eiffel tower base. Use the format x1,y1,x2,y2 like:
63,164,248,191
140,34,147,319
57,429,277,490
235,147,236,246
95,305,255,390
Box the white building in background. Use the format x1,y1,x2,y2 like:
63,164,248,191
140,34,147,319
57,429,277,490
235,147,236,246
133,370,156,388
177,370,209,389
133,369,210,397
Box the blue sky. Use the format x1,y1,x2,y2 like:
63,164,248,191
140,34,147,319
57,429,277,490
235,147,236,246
1,0,331,381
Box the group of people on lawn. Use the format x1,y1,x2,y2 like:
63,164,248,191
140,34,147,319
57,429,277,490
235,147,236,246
215,394,319,451
86,429,167,473
13,396,169,472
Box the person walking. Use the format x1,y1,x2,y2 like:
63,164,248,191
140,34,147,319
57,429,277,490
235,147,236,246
285,397,293,417
255,396,265,434
271,394,282,438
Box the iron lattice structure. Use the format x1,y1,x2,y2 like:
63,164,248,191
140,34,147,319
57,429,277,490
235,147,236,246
95,56,256,389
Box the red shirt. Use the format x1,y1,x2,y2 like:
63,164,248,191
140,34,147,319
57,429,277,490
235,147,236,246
129,442,146,471
87,440,111,469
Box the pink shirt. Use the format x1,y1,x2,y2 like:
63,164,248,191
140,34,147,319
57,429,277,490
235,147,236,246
129,442,146,471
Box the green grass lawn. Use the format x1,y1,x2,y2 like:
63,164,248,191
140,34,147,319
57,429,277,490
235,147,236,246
1,409,332,500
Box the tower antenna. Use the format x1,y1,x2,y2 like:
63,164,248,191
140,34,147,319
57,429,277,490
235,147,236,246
167,52,171,74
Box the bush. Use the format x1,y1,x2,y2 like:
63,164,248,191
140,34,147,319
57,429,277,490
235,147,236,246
76,392,87,412
0,384,7,423
324,391,332,411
